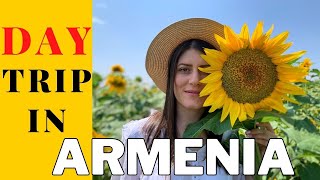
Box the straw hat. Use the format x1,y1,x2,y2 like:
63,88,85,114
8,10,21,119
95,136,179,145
145,18,225,92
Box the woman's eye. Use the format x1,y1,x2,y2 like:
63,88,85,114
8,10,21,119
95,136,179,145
178,68,190,72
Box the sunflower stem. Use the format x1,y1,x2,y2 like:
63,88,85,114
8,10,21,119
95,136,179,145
254,122,262,180
254,143,262,180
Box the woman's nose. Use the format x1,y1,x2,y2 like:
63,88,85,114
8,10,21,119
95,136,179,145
189,70,201,86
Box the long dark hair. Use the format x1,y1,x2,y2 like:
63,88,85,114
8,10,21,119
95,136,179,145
143,39,221,158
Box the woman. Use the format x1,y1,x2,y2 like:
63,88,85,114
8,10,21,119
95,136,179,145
112,18,276,180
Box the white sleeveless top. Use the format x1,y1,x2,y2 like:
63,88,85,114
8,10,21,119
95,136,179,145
111,117,245,180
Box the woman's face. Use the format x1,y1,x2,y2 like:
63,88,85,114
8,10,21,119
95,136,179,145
174,48,209,111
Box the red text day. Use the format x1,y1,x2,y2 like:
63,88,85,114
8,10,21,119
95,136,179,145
0,27,91,55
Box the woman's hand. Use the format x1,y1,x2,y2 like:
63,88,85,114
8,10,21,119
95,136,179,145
245,122,277,156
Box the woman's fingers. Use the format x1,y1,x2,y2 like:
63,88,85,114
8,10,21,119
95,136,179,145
246,129,277,138
245,122,277,146
256,122,274,132
247,128,267,135
244,122,277,155
247,133,270,140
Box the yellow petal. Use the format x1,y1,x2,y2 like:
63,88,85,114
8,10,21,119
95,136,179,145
203,88,226,107
200,71,223,83
266,42,292,57
221,97,232,122
214,33,227,45
276,64,307,74
204,48,227,63
263,97,287,113
254,101,268,111
267,31,289,47
272,50,306,64
252,24,274,49
275,81,306,95
278,73,308,83
200,81,222,97
239,23,249,41
238,103,247,122
278,69,308,77
244,103,255,118
251,21,264,48
252,21,264,41
198,66,221,73
229,101,240,127
208,92,227,112
239,24,250,48
214,34,234,56
225,26,243,51
200,54,224,69
203,93,215,107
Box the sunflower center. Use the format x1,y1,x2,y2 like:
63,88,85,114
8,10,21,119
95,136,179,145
221,48,278,103
112,80,125,87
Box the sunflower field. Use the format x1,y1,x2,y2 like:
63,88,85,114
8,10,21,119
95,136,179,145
92,65,165,180
92,64,320,180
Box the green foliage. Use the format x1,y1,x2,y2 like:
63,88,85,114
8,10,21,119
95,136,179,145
92,72,103,89
92,72,165,179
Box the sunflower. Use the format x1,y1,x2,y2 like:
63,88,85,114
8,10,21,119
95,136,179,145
299,58,312,71
199,22,308,126
105,74,126,93
111,64,125,73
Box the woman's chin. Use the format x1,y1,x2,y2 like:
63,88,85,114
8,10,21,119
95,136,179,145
183,103,204,111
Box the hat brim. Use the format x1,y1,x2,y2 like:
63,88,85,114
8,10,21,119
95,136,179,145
146,18,225,92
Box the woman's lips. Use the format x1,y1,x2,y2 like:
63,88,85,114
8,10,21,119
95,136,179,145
185,90,200,95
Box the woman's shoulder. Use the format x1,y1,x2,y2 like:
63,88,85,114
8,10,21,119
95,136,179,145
122,117,150,139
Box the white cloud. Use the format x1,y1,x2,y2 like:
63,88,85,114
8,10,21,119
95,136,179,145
93,16,105,25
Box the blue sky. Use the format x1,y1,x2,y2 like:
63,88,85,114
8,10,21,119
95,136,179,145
93,0,320,83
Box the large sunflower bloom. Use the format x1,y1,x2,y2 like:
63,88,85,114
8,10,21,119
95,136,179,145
199,22,308,126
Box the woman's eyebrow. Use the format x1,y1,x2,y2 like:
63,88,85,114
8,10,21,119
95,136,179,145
177,64,210,68
177,63,192,67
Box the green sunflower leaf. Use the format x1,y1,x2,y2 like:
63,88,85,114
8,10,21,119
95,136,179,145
206,113,233,135
251,110,291,120
283,128,320,155
294,118,318,134
183,110,232,137
296,163,320,180
310,68,320,76
183,112,216,138
294,94,312,104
